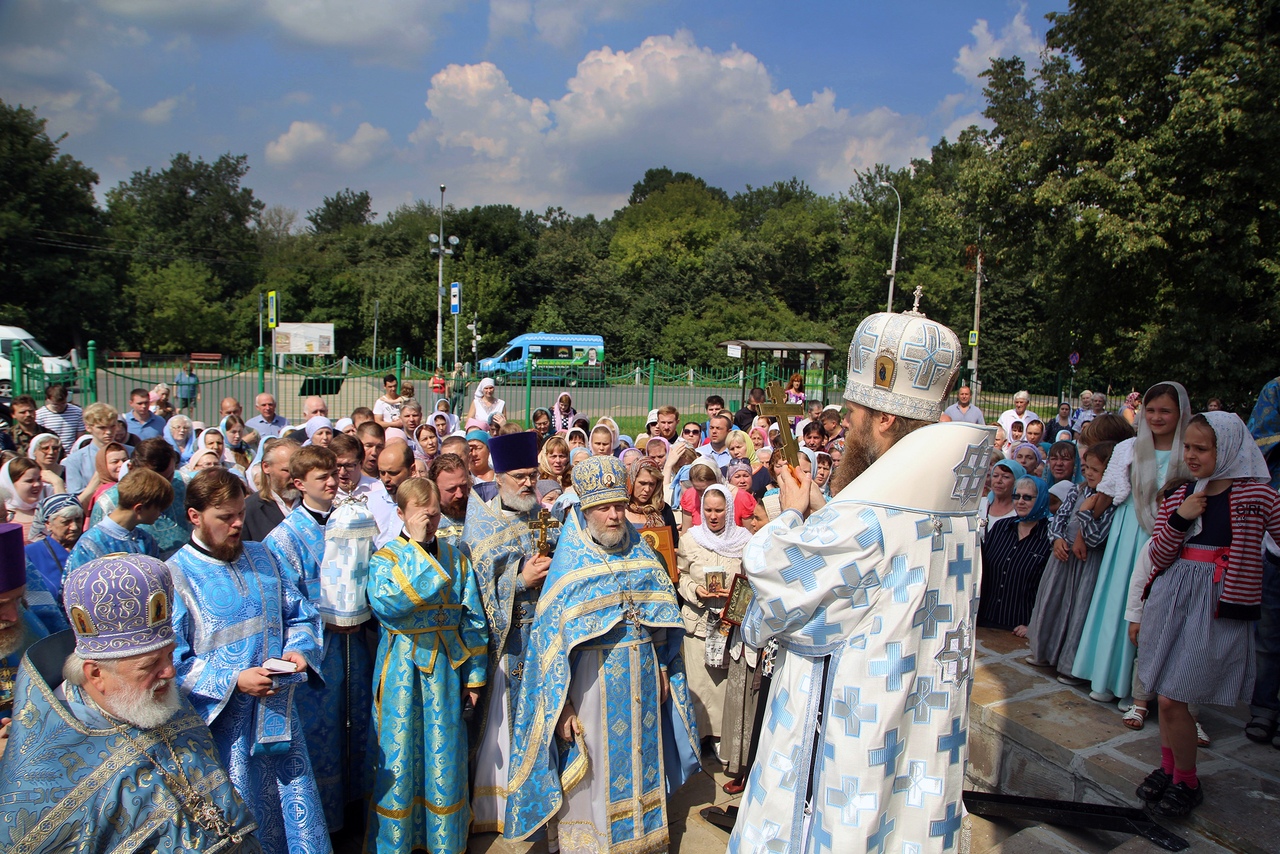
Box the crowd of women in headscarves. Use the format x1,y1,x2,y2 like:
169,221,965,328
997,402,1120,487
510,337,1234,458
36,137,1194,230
972,381,1280,817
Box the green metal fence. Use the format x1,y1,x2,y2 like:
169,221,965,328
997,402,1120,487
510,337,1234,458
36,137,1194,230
7,341,1061,434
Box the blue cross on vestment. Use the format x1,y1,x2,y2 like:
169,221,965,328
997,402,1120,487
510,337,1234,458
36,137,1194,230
740,819,786,854
882,555,925,603
830,685,878,738
826,775,878,827
803,605,843,646
801,508,840,545
930,801,963,849
769,742,806,791
904,677,949,724
745,759,768,806
768,687,796,733
947,545,973,593
852,321,880,372
893,759,944,808
810,819,834,854
763,597,810,634
869,642,916,692
866,812,896,854
781,546,826,591
856,509,883,550
911,588,952,639
937,717,967,765
868,728,906,778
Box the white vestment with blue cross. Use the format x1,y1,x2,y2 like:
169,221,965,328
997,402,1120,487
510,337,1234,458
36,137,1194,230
729,422,993,854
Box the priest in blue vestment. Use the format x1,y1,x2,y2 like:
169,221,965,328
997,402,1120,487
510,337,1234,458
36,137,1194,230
168,468,331,854
506,455,701,854
460,431,559,833
264,444,377,832
1,523,53,715
366,476,489,854
0,552,262,852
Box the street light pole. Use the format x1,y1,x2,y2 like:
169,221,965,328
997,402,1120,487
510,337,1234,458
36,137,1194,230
878,181,901,312
435,185,445,368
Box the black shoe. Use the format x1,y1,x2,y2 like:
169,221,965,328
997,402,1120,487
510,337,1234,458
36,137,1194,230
1154,781,1204,817
1136,768,1172,803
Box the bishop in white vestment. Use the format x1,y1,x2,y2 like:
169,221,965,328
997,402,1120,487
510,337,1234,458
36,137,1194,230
730,306,993,854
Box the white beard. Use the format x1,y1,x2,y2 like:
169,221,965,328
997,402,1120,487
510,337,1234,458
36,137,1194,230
587,517,628,550
0,624,23,658
106,677,182,729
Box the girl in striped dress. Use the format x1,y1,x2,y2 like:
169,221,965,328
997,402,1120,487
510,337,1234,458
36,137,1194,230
1133,411,1280,816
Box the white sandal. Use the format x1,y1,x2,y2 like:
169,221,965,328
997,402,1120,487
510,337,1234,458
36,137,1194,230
1196,721,1211,747
1122,705,1147,731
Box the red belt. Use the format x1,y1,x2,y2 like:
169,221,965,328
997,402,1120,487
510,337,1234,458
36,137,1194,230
1181,545,1230,582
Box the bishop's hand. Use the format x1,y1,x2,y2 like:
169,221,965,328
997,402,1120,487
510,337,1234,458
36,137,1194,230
779,460,812,517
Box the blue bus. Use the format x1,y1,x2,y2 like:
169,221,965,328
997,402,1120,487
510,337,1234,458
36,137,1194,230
478,333,606,386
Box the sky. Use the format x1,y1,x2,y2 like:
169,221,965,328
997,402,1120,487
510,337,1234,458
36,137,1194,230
0,0,1065,221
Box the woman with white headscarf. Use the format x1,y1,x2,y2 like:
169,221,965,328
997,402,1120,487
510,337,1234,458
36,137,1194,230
28,433,67,493
301,416,333,447
3,456,57,541
465,378,505,425
675,484,752,760
1072,382,1192,705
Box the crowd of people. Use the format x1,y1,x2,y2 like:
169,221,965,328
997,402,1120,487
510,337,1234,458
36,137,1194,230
971,383,1280,819
1,324,1279,850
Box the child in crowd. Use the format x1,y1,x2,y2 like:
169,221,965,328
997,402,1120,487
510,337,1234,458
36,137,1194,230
1027,441,1117,681
66,468,170,572
1133,411,1280,817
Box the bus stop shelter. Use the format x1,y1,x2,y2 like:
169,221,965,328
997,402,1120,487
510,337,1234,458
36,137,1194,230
718,339,836,405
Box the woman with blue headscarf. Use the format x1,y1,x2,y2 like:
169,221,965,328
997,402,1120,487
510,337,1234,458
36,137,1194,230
979,475,1053,635
163,414,197,465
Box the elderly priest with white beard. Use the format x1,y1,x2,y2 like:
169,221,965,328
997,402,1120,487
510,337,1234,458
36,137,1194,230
0,552,262,852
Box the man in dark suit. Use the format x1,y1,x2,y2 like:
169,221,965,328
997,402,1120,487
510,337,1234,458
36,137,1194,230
242,436,300,541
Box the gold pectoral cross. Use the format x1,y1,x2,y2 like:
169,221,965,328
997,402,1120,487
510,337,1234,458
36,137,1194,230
527,509,560,556
758,381,806,467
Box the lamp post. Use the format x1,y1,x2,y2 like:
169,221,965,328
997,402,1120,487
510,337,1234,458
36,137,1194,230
429,185,459,369
878,180,901,312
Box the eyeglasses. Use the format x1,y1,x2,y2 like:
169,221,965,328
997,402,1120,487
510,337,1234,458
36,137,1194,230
505,471,538,484
1012,493,1037,501
683,428,701,436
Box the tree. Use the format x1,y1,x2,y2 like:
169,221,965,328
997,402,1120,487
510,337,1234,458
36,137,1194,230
972,0,1280,407
306,188,374,234
107,153,265,302
0,101,121,351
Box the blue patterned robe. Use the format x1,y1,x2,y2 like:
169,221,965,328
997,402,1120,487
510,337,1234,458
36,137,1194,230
459,495,558,833
66,518,159,574
263,506,374,832
505,510,700,853
728,422,991,854
1,606,51,714
89,475,192,558
0,632,263,853
365,535,489,854
168,542,331,854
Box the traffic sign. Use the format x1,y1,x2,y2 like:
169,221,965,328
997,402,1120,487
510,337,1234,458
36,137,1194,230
1068,351,1080,366
450,282,460,315
267,291,278,328
968,331,978,346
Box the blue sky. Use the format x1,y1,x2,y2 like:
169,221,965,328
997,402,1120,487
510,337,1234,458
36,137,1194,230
0,0,1064,220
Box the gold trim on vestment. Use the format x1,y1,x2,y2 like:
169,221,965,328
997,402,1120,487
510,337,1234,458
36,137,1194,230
374,796,466,819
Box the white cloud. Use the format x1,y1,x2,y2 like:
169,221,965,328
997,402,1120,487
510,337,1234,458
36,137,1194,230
954,6,1043,88
95,0,462,64
405,30,930,215
139,90,192,124
266,120,391,170
489,0,657,48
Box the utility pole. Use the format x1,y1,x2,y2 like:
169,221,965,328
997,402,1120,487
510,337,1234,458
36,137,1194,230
972,226,982,392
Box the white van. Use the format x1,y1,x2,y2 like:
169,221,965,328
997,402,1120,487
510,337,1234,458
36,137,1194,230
0,326,76,398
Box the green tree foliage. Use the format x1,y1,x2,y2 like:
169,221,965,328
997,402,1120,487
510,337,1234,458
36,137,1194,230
124,260,227,352
0,101,120,351
306,188,374,234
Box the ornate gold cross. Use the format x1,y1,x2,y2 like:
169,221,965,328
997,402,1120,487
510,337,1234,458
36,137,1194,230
527,508,560,556
758,381,806,467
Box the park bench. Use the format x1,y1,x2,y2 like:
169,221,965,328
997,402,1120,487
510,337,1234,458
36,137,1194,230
188,352,222,366
107,350,141,366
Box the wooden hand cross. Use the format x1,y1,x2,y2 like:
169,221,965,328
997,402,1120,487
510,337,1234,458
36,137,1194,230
757,381,806,467
527,508,560,556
